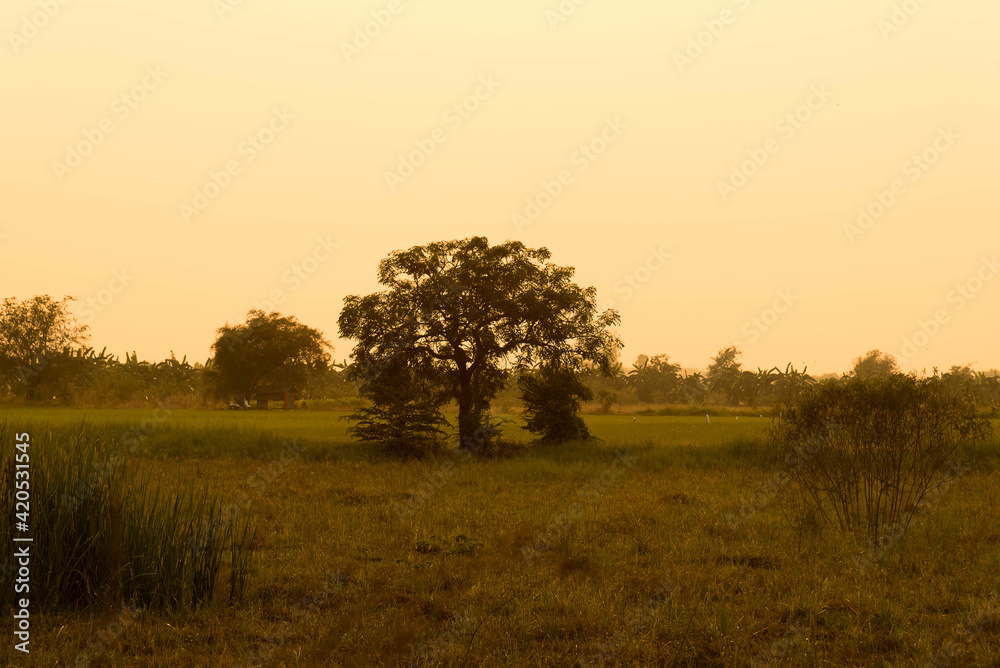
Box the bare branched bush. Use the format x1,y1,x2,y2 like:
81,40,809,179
769,375,992,544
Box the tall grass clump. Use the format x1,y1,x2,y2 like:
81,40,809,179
0,420,255,612
770,374,993,544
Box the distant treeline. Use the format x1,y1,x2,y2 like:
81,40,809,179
2,296,997,413
564,348,1000,415
2,340,997,415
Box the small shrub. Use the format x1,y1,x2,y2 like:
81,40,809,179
519,364,593,443
344,356,450,458
344,401,450,458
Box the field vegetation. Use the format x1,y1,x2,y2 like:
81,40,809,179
1,408,997,666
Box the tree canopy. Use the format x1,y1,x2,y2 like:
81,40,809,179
627,354,682,403
208,310,332,402
0,295,91,400
851,349,899,380
707,345,744,406
338,237,622,447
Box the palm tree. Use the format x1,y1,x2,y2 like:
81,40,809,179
772,363,816,407
709,366,743,406
681,372,708,404
740,367,777,408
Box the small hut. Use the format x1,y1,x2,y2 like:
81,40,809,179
253,386,297,410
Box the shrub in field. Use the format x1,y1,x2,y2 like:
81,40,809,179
770,375,992,544
344,355,451,458
519,363,592,443
0,421,255,611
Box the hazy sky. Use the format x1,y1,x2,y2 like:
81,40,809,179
2,0,998,376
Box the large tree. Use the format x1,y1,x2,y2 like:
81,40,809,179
338,237,622,446
208,310,332,402
0,295,91,401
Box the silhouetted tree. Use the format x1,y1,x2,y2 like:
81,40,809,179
681,371,708,404
627,354,682,403
344,354,450,457
0,295,91,401
851,349,899,380
519,360,593,442
707,345,743,405
208,310,332,403
339,237,621,448
772,363,816,409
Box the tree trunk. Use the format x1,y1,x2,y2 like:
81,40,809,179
457,366,475,447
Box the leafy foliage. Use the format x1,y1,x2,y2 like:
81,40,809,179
0,295,92,401
770,363,816,410
339,237,621,448
519,362,593,442
851,349,899,380
707,346,743,406
344,354,450,458
208,310,332,402
626,354,682,403
771,374,993,544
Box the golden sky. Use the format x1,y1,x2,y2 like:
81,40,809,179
2,0,998,375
